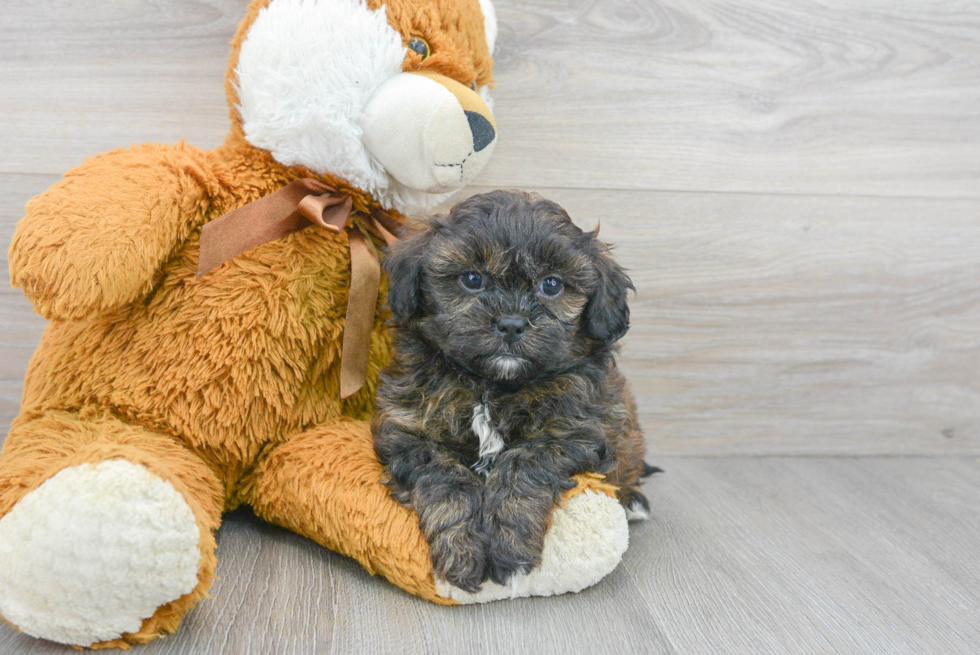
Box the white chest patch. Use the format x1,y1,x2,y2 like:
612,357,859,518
471,402,504,476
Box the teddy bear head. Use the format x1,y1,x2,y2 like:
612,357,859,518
225,0,498,214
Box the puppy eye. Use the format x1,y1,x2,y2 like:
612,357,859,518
408,37,431,60
539,276,563,297
459,271,485,292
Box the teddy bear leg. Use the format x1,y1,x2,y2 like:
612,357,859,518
0,410,225,648
243,419,629,604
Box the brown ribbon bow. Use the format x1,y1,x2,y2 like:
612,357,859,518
196,178,398,399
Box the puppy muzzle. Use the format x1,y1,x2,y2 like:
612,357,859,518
361,71,497,193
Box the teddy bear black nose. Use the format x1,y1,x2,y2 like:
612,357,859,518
494,315,527,343
465,111,496,152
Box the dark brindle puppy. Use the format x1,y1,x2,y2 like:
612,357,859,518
373,190,655,593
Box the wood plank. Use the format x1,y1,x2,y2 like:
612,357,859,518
0,0,241,176
2,457,978,654
482,0,980,198
628,457,980,654
2,1,978,199
4,178,979,455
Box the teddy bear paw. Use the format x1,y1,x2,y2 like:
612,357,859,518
0,459,201,646
434,489,629,603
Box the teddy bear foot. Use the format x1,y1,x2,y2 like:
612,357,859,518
434,489,629,603
0,459,202,647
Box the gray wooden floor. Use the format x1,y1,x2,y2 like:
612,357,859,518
1,1,979,653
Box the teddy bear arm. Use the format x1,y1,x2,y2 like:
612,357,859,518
9,143,221,320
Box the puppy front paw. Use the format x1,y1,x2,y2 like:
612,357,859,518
429,523,488,593
486,524,544,585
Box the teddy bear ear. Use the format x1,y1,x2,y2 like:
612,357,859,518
477,0,498,55
583,239,634,344
383,224,432,322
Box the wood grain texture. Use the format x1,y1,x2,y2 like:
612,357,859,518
0,0,241,176
483,0,980,198
2,457,978,654
1,1,979,198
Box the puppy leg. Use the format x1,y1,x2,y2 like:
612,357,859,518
376,431,488,593
482,433,606,585
617,486,651,521
604,374,659,522
615,464,661,521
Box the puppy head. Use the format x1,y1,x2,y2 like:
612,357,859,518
385,190,633,382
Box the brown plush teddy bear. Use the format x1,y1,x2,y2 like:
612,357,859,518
0,0,630,648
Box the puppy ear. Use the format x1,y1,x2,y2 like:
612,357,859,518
383,222,431,321
583,238,634,344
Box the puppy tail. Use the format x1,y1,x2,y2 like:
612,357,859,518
641,462,664,478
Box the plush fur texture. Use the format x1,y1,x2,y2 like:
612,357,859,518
0,460,201,646
234,0,497,214
0,411,223,649
2,0,632,648
373,191,649,592
237,0,407,201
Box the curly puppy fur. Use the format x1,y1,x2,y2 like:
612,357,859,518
372,190,653,592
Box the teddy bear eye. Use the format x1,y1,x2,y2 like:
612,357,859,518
459,271,485,292
408,38,431,60
539,276,563,297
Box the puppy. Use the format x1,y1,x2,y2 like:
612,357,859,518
372,190,654,593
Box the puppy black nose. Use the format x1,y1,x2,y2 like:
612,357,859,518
494,316,527,343
465,111,496,152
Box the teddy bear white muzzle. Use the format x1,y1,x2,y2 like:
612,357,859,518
361,71,497,193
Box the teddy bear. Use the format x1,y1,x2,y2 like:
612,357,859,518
0,0,631,648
